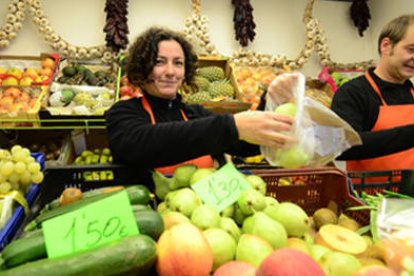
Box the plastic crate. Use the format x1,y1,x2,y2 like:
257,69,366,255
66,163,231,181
0,152,44,250
347,170,414,197
250,167,370,226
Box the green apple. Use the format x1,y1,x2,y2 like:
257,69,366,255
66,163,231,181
274,102,296,117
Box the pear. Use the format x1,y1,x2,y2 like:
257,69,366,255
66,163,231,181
236,234,273,268
267,202,310,237
241,215,255,234
168,188,201,217
191,204,221,230
190,167,216,185
245,174,267,195
204,228,237,271
152,170,173,200
219,217,241,242
237,189,266,216
274,102,297,117
171,164,198,190
264,196,279,207
233,204,247,226
220,204,235,217
248,212,288,249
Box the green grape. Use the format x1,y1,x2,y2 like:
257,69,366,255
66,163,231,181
25,156,35,164
27,162,40,174
0,182,12,194
20,171,32,186
10,145,22,155
31,171,44,184
21,148,31,158
14,161,26,174
0,149,11,161
8,173,20,184
13,151,27,162
0,161,14,176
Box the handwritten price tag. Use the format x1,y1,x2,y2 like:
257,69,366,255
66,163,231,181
42,190,139,259
191,163,250,212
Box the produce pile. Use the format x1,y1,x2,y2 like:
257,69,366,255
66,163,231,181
0,163,407,275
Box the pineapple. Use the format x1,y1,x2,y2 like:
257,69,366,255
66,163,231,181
208,80,234,99
197,66,225,82
186,91,212,104
193,76,211,91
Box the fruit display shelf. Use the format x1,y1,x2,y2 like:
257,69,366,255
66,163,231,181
348,169,414,197
250,167,370,226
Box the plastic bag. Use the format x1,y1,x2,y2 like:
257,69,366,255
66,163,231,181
0,196,14,230
377,198,414,274
261,72,362,168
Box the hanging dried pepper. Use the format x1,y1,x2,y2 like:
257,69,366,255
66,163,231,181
350,0,371,37
103,0,129,52
232,0,256,47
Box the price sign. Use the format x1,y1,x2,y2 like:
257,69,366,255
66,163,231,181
191,163,250,212
42,190,139,259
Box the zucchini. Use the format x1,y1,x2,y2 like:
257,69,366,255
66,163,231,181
1,234,47,268
25,185,152,232
4,205,161,269
0,235,157,276
134,209,164,241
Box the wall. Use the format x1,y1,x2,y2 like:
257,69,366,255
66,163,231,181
0,0,413,77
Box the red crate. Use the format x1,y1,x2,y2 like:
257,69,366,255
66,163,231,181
250,167,370,226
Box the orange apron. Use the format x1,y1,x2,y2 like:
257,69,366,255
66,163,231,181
141,95,214,174
347,71,414,171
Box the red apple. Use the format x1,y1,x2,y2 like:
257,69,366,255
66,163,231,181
213,261,256,276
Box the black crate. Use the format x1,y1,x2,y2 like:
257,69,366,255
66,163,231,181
347,170,414,197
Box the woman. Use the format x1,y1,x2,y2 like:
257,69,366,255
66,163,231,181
106,27,295,183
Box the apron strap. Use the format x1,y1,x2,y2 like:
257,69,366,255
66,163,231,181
364,71,387,106
141,95,188,124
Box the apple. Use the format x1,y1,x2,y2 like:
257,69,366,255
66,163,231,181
213,261,256,276
353,265,397,276
22,68,39,79
6,67,22,79
41,57,55,69
274,102,296,117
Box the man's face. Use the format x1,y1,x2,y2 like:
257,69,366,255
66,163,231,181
383,23,414,82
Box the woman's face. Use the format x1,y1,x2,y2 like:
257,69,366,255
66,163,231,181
143,39,185,99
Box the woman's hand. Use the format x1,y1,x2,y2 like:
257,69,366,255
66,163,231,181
234,111,296,148
267,72,302,104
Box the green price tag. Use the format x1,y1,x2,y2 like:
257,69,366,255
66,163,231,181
42,190,139,259
191,163,250,212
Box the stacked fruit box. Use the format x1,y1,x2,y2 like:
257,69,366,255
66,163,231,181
182,56,250,114
0,54,59,127
43,59,118,118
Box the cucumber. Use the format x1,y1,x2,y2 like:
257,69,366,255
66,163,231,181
25,185,152,232
1,234,47,268
134,209,164,241
0,235,157,276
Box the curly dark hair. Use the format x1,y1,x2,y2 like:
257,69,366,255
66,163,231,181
124,27,198,87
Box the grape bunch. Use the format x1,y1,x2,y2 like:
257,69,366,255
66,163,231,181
103,0,129,52
0,145,44,194
232,0,256,47
350,0,371,37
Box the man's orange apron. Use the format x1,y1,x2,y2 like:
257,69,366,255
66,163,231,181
347,71,414,171
141,95,214,174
